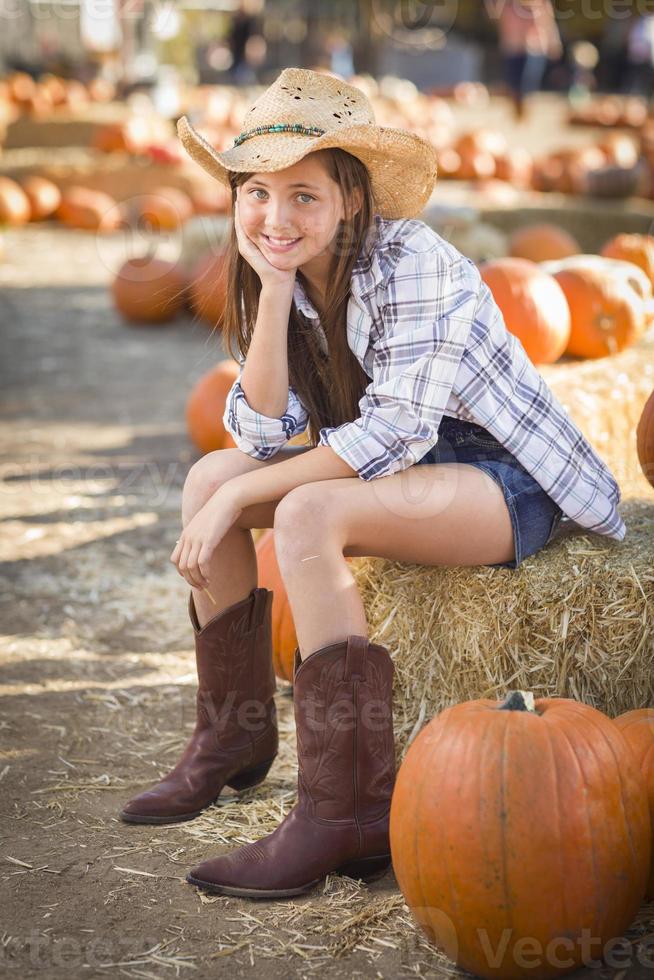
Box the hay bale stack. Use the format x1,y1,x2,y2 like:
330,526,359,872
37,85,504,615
351,493,654,762
540,328,654,492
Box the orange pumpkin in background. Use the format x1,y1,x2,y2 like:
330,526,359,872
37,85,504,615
56,186,124,232
20,176,61,220
188,250,230,329
636,389,654,488
189,183,232,216
552,266,642,358
136,186,194,232
185,360,239,453
479,258,571,364
112,255,186,324
0,176,31,225
494,147,534,188
508,223,581,263
613,707,654,899
255,529,297,683
601,233,654,289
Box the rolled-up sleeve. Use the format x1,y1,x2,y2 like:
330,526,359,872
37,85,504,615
317,250,479,480
222,362,309,459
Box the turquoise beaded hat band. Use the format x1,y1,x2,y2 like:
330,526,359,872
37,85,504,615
233,123,326,148
176,67,438,220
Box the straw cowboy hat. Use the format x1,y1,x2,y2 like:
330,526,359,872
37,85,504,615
176,67,438,220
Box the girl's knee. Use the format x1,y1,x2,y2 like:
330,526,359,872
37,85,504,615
182,448,256,510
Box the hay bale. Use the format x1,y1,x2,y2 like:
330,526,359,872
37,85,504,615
540,327,654,493
352,493,654,763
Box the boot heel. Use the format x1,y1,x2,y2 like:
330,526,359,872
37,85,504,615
227,756,275,791
336,854,392,882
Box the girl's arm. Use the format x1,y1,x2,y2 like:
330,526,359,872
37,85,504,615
238,281,294,419
221,444,358,512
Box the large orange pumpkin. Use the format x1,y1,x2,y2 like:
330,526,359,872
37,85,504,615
552,266,642,358
601,233,654,289
255,529,297,682
508,223,580,263
188,250,230,329
111,255,186,324
20,175,61,220
479,258,571,364
185,360,239,453
613,707,654,900
56,186,124,232
0,176,31,225
636,389,654,488
390,691,651,980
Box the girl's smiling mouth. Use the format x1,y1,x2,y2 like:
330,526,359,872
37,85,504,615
261,234,302,251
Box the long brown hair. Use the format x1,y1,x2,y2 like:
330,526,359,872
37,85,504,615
221,148,377,446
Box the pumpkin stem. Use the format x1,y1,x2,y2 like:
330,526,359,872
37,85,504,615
499,690,536,712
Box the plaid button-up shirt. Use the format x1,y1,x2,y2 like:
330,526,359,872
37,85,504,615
224,215,625,541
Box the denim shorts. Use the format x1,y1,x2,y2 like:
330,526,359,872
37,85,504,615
416,415,564,570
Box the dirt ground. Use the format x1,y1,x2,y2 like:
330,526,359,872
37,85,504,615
1,210,654,975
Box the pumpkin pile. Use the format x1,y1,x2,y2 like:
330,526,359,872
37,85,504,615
390,690,652,979
0,70,116,122
480,231,654,364
434,125,652,201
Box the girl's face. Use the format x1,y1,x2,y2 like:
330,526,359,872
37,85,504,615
238,153,358,282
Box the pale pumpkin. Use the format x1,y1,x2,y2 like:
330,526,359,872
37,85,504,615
185,360,239,454
480,258,571,364
541,254,652,302
601,234,654,289
613,707,654,900
390,691,650,980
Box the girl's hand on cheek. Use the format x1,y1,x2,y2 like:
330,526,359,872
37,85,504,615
234,187,298,290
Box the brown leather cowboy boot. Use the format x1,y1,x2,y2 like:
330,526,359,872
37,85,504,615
186,634,396,897
120,587,278,824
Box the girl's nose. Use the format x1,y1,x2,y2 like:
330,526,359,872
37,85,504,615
263,198,294,233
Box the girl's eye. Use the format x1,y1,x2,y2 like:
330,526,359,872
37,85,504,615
248,189,315,204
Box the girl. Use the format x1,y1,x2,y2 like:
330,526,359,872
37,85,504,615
119,68,625,898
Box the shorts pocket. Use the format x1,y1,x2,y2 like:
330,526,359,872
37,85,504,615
464,425,503,451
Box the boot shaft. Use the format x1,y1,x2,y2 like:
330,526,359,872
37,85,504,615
292,636,396,823
190,587,277,753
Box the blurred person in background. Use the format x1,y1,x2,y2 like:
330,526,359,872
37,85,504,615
486,0,563,120
625,13,654,99
227,0,265,86
598,5,634,93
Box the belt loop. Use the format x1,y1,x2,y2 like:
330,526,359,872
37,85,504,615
343,636,368,680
